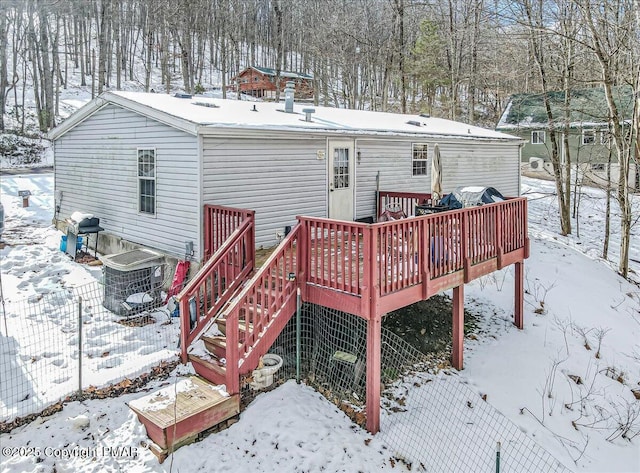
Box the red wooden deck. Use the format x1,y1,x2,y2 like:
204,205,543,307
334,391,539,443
301,195,528,319
178,193,529,435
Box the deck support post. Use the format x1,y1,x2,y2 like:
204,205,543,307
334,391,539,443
514,261,524,329
452,284,464,370
366,314,382,434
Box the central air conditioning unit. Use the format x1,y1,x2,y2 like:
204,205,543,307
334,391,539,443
529,157,544,170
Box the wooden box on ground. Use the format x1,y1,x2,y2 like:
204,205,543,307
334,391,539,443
129,376,239,456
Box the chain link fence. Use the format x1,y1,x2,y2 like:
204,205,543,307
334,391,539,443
2,283,570,471
263,302,568,472
1,276,179,424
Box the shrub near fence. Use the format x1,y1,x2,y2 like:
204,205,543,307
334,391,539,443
0,279,179,424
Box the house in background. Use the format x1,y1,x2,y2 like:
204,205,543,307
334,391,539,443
497,86,639,190
231,66,314,99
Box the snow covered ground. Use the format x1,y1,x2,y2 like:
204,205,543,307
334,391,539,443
0,172,639,472
0,172,179,422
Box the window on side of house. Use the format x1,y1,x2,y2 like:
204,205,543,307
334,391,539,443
600,129,612,146
138,149,156,215
590,163,607,172
582,129,596,145
531,130,545,144
412,143,428,176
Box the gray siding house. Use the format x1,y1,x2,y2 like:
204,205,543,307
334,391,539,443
49,91,523,262
497,86,639,190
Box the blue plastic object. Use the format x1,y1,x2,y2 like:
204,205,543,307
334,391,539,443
60,235,83,252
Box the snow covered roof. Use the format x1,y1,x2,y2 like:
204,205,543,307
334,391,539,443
50,91,520,141
496,85,634,130
247,66,314,80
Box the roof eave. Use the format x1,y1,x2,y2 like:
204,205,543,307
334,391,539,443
105,92,199,135
197,124,521,142
48,98,109,140
49,92,200,140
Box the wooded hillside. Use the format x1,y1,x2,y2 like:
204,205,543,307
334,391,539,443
2,0,636,135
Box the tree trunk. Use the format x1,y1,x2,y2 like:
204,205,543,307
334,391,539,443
524,0,571,235
91,48,96,98
98,0,110,94
0,8,7,131
273,0,283,102
602,147,612,259
394,0,406,113
39,11,55,130
115,1,121,90
579,1,632,278
144,4,152,92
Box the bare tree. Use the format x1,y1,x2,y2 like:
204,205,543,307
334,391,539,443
573,0,635,278
518,0,572,235
0,4,8,131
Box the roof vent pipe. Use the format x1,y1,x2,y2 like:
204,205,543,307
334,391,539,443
284,81,295,113
302,108,315,122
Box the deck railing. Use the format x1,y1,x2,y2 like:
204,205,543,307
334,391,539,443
178,214,255,363
375,217,423,294
300,217,367,295
224,225,300,392
501,198,528,254
377,190,437,218
299,196,528,316
204,204,255,260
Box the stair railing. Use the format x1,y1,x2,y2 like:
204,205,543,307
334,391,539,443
204,204,255,260
178,214,255,363
224,225,300,393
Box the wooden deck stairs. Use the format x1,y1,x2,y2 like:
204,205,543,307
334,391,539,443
131,207,300,455
131,194,530,453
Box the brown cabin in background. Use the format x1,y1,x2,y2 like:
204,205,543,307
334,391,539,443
231,66,314,99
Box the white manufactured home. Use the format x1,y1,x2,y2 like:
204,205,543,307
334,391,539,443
49,91,522,261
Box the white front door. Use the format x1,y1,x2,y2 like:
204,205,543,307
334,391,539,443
328,140,355,221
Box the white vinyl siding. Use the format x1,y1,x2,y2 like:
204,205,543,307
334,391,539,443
355,138,520,220
435,140,521,197
202,136,327,248
355,139,431,220
54,105,200,258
